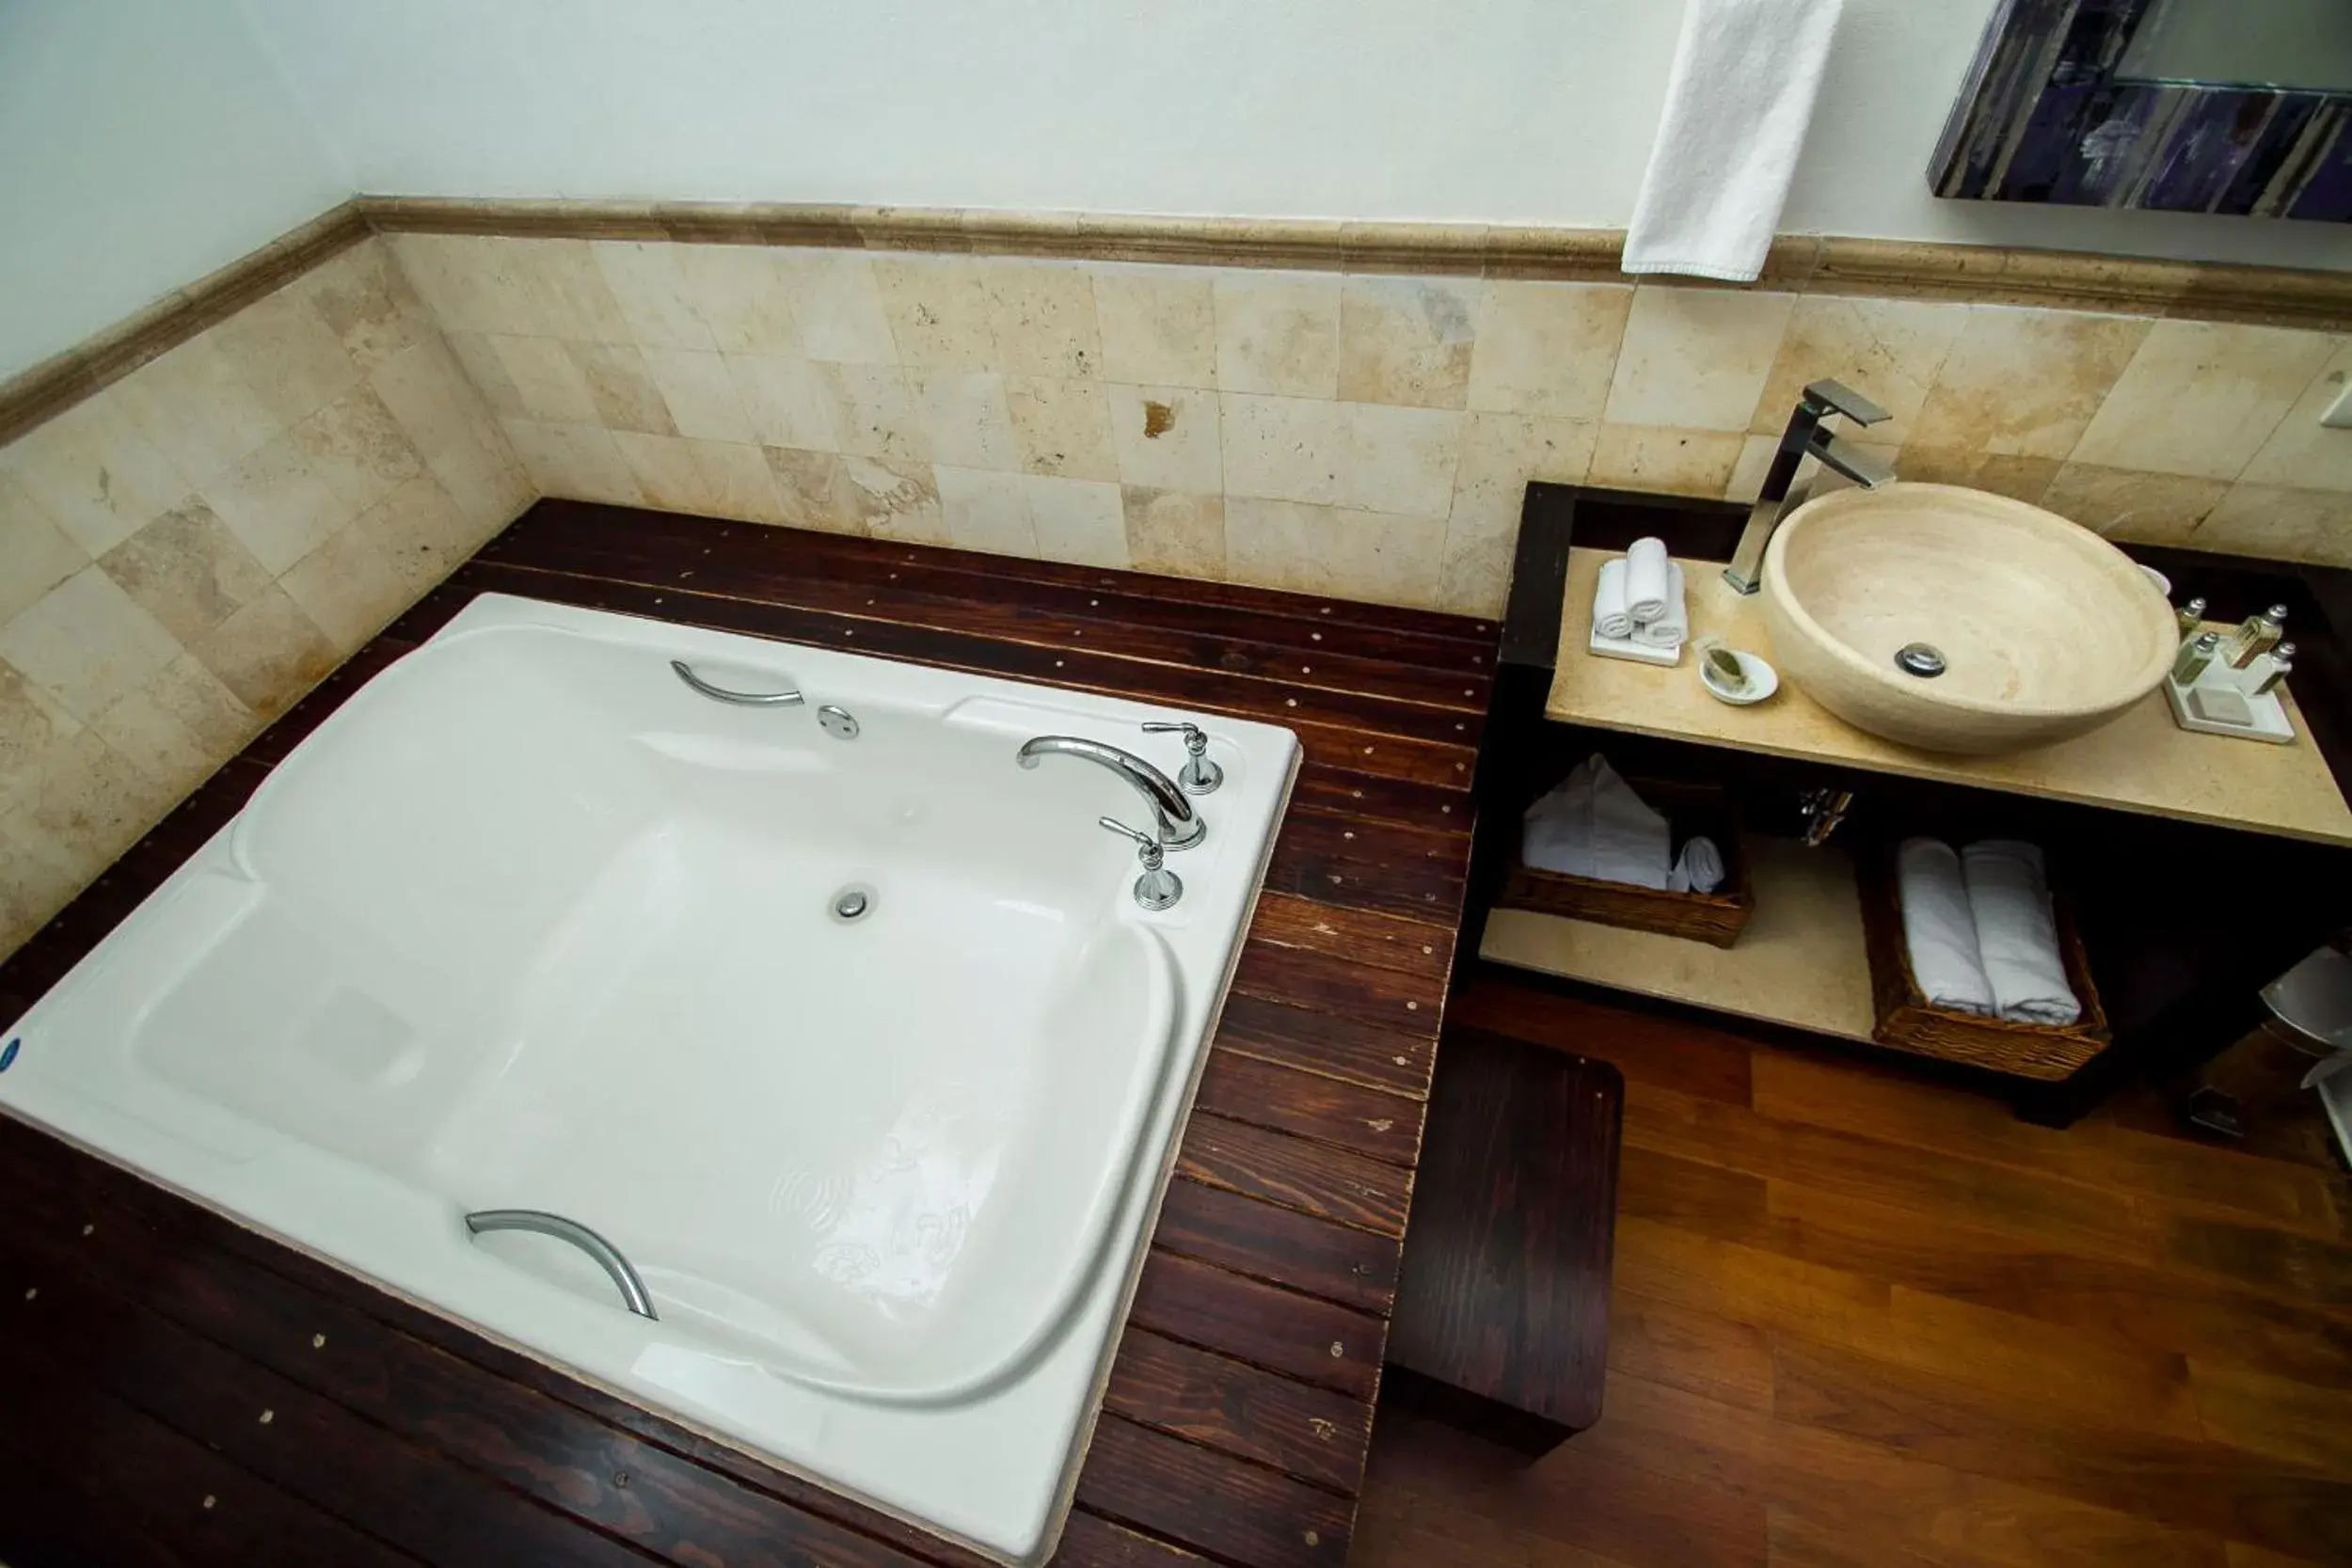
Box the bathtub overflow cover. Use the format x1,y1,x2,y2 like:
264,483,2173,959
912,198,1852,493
1895,642,1947,679
832,887,873,922
818,705,860,740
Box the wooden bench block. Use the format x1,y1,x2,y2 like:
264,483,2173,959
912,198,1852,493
1383,1026,1624,1454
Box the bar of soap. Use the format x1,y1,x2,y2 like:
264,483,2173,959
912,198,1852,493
2188,684,2254,725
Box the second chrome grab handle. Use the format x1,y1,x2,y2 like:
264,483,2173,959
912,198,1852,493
465,1209,659,1320
671,658,804,707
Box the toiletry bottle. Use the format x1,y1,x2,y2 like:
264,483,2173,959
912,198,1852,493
2225,604,2288,669
2175,596,2206,640
2173,629,2221,687
2253,642,2296,697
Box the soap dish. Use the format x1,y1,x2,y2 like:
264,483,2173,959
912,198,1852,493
1699,647,1778,705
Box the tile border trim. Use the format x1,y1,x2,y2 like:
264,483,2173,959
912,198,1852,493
6,196,2349,450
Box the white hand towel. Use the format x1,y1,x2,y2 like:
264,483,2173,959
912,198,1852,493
1521,754,1672,889
1667,835,1725,895
1622,0,1848,283
1624,537,1674,623
1963,840,2081,1026
1897,837,1994,1016
1595,557,1636,640
1632,562,1689,648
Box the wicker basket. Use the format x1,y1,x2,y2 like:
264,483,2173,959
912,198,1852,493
1855,841,2110,1082
1497,777,1754,948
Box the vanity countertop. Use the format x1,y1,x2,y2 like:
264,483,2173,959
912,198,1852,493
1547,546,2352,847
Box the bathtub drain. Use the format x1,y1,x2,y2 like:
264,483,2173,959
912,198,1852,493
831,885,876,923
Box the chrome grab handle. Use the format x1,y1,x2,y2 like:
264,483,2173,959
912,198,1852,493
671,658,804,707
465,1209,659,1320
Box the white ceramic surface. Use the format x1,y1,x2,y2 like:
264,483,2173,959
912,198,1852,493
1759,483,2179,755
1697,646,1778,705
0,594,1298,1565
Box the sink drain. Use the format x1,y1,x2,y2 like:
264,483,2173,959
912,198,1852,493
830,885,876,923
1895,642,1947,678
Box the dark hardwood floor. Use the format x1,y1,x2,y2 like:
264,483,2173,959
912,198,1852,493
1350,972,2352,1568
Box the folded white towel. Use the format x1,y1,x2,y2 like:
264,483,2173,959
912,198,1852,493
1595,557,1635,640
1522,755,1672,889
1624,537,1673,623
1622,0,1848,283
1632,562,1688,648
1667,835,1725,895
1897,837,1994,1016
1963,840,2081,1026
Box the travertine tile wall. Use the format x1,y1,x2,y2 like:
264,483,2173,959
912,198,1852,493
0,238,532,953
388,232,2352,621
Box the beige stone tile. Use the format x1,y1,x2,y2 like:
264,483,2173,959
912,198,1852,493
612,431,714,512
199,432,356,576
89,653,253,795
1025,476,1127,568
0,659,79,809
1909,306,2151,459
569,342,679,436
508,238,632,342
1091,265,1217,388
1725,433,1780,504
1466,281,1633,419
1342,403,1462,516
97,499,273,646
1220,392,1343,504
1605,287,1797,432
0,391,189,557
212,284,364,426
0,474,88,630
691,440,787,524
1456,412,1601,492
1215,272,1342,399
2071,321,2336,481
1225,496,1446,608
874,255,998,371
2192,483,2352,564
490,335,600,424
2242,341,2352,493
109,330,280,488
184,583,339,719
641,348,754,443
1006,376,1117,481
1438,483,1519,620
443,330,528,419
910,372,1022,472
591,241,717,350
1338,276,1480,409
1893,444,2063,503
11,727,177,878
935,465,1036,556
1122,487,1226,579
826,363,930,465
425,423,533,539
762,447,856,532
1588,425,1747,497
1748,294,1965,446
2040,464,2227,546
369,337,487,464
304,241,433,374
498,420,645,505
675,245,801,356
726,355,848,451
777,250,898,365
279,474,473,653
289,386,426,516
840,456,944,543
981,261,1102,380
1106,384,1220,493
387,233,528,337
0,799,93,950
0,566,185,723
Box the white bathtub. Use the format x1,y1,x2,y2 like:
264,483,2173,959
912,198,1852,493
0,594,1297,1564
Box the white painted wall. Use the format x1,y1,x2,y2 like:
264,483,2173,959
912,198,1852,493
0,0,350,380
246,0,2352,271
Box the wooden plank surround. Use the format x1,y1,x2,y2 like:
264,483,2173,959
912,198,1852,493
0,500,1491,1568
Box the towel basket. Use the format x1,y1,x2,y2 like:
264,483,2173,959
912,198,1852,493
1498,776,1753,949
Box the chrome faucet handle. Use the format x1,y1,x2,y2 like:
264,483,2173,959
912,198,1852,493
1099,816,1184,911
1801,378,1891,427
1140,721,1223,795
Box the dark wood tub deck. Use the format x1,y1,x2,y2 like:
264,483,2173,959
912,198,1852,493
0,501,1491,1568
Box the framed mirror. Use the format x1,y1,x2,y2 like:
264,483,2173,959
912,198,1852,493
1931,0,2352,221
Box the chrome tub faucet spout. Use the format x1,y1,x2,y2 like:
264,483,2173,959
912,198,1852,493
1016,735,1206,850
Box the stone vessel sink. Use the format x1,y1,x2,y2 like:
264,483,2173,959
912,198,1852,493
1758,483,2178,755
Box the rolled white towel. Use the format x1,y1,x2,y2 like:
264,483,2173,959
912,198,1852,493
1897,837,1994,1016
1625,536,1673,623
1631,562,1688,648
1963,840,2081,1026
1595,557,1635,640
1667,835,1725,894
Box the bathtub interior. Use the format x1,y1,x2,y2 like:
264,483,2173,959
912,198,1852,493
122,623,1185,1402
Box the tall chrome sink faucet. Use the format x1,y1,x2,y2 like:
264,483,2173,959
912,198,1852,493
1723,379,1898,594
1016,734,1206,850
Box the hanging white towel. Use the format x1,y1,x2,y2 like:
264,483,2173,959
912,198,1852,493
1896,837,1994,1016
1963,840,2082,1026
1622,0,1848,283
1521,754,1673,889
1632,562,1688,649
1595,557,1636,640
1667,835,1725,894
1624,537,1674,623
